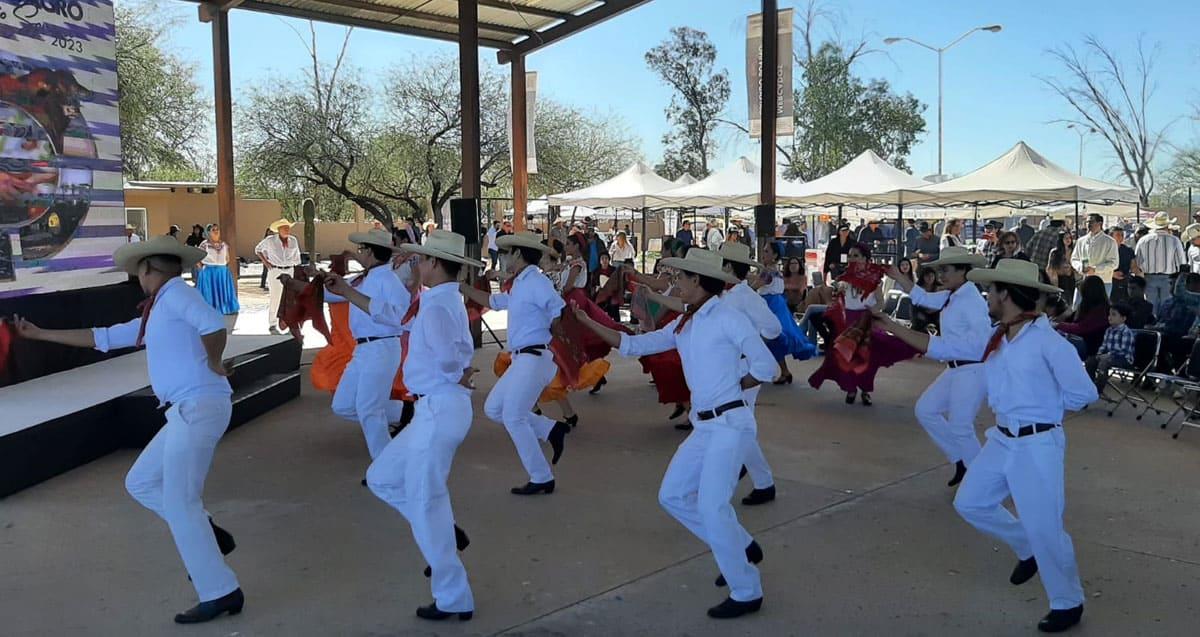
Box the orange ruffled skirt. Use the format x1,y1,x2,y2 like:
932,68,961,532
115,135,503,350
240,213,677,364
310,303,411,400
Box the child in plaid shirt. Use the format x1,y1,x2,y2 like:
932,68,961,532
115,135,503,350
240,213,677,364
1085,303,1135,394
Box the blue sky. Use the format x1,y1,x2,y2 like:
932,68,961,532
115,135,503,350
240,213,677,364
158,0,1200,184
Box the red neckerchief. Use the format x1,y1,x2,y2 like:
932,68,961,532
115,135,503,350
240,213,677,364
982,312,1040,361
402,296,420,324
674,294,715,334
837,262,889,300
135,283,167,347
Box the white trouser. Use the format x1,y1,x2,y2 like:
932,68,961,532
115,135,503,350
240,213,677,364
266,266,293,330
953,426,1084,610
484,351,559,483
124,397,239,602
333,337,402,460
367,389,474,613
741,385,774,490
915,364,986,465
659,408,763,602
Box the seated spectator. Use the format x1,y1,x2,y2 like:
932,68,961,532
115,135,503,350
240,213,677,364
1125,275,1156,329
989,230,1030,268
910,266,941,334
1086,303,1135,394
1150,273,1200,373
798,272,835,349
1055,275,1110,356
783,257,808,311
1045,295,1071,322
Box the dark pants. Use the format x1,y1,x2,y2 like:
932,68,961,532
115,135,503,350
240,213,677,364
259,263,268,289
1110,278,1130,304
489,249,499,270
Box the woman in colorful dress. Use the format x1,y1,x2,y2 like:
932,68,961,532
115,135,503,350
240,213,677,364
807,243,919,406
196,224,240,315
753,242,817,384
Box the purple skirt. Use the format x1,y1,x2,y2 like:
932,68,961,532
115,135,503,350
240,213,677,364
807,308,918,393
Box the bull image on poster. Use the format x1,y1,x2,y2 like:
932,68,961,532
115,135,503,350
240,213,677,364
0,1,125,296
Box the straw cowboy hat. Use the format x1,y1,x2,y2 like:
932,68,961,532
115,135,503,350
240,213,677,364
660,248,737,284
925,246,987,268
402,229,485,268
497,230,557,256
347,228,399,251
1144,212,1173,229
1183,224,1200,243
717,241,762,268
113,235,205,275
967,258,1061,294
269,218,294,233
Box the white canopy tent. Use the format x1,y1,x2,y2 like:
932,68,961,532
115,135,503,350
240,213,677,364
647,156,802,209
673,173,699,186
547,161,676,209
777,149,931,208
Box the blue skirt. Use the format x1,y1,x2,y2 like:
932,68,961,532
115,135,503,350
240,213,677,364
197,265,240,315
763,293,816,361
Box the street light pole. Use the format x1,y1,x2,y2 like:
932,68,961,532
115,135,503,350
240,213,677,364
1067,123,1095,176
885,25,1002,179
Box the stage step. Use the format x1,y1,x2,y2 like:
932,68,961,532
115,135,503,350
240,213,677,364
229,371,302,432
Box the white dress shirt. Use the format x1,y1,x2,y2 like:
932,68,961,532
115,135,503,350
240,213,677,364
1070,231,1118,282
706,228,724,250
255,234,302,267
325,264,411,339
610,241,636,262
393,257,417,289
756,271,785,296
200,241,228,266
618,297,777,412
489,265,565,350
1187,245,1200,271
403,281,473,396
127,233,141,243
1134,230,1186,275
910,283,992,362
557,259,588,291
722,280,782,340
983,315,1098,428
486,226,499,251
93,277,231,406
840,283,878,311
941,234,964,249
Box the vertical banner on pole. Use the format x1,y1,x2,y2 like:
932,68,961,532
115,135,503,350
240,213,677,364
746,8,794,138
508,71,538,174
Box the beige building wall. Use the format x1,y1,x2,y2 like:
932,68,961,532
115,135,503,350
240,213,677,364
124,187,282,258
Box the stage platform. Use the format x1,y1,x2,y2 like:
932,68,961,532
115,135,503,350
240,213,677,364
0,334,301,497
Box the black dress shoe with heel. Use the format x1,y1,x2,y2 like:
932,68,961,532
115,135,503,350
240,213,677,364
416,602,473,622
511,480,555,495
669,403,687,419
564,414,579,428
715,540,763,587
741,485,776,506
860,391,872,406
548,421,569,464
674,422,694,431
1010,556,1039,585
1037,605,1083,633
845,391,857,404
174,588,244,624
589,376,608,394
947,460,967,487
424,525,471,577
706,596,762,619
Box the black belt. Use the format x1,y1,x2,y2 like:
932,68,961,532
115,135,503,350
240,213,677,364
514,344,548,356
947,360,981,369
355,335,400,345
997,423,1060,438
696,400,747,421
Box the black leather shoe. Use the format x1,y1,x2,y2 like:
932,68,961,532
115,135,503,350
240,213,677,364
741,485,776,506
948,460,967,487
511,480,555,495
174,588,244,624
706,596,762,619
845,391,857,404
860,391,872,406
415,602,473,622
209,518,236,556
1011,556,1039,585
674,423,694,431
589,376,608,394
564,414,579,428
715,540,763,587
1037,605,1083,632
548,421,569,464
361,477,368,487
669,403,687,419
425,525,471,577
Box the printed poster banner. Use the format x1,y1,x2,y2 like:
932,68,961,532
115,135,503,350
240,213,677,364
508,70,537,175
0,0,126,299
746,8,795,139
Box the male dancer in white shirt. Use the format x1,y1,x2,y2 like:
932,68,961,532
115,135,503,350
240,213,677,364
366,230,484,622
255,219,302,334
574,248,777,619
955,259,1097,633
872,247,993,486
281,230,410,471
458,231,571,495
13,237,243,624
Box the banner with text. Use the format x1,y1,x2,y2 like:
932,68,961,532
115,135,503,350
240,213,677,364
508,71,538,175
746,8,794,139
0,0,125,298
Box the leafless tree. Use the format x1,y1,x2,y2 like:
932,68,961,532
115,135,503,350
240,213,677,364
1043,36,1174,205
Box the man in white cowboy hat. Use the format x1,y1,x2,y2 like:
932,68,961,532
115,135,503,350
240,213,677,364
458,230,572,496
283,229,410,465
1070,213,1118,301
1181,223,1200,272
872,247,993,487
1132,211,1186,315
12,236,244,624
125,224,142,243
953,259,1096,634
572,248,777,619
365,230,485,622
255,218,303,334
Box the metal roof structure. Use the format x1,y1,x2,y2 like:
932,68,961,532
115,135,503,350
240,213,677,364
186,0,650,59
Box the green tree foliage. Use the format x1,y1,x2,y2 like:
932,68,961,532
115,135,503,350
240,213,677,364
528,102,641,197
786,43,925,181
114,1,210,180
645,27,730,180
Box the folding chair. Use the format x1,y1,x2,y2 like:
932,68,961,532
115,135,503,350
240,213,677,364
1139,339,1200,438
881,289,902,317
1102,329,1160,417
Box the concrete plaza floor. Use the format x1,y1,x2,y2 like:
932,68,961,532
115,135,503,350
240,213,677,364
3,322,1200,635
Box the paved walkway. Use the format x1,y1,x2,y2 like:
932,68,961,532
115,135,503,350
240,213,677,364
2,342,1198,635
